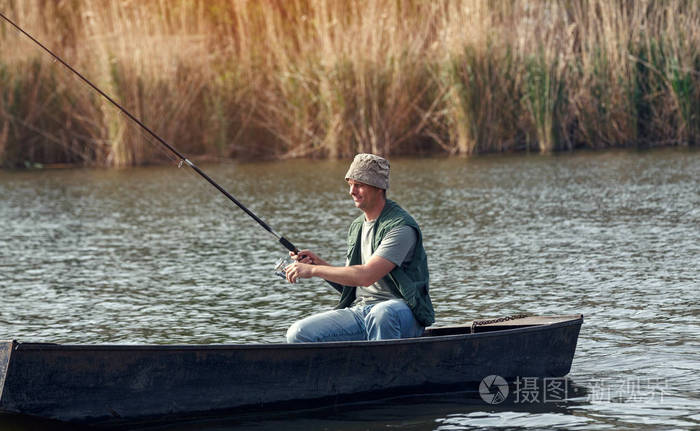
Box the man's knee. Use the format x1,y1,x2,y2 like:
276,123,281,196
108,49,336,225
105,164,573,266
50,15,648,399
365,300,402,339
366,300,423,340
367,300,403,323
286,320,311,343
286,314,334,343
287,309,366,343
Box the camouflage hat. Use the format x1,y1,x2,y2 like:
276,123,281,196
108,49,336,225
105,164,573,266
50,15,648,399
344,153,390,190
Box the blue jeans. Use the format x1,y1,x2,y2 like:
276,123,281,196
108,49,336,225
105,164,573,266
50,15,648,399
286,299,424,343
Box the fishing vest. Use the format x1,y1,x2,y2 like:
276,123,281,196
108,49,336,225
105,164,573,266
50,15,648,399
335,199,435,327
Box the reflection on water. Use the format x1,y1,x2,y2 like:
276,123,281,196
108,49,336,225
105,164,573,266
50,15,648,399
0,148,698,430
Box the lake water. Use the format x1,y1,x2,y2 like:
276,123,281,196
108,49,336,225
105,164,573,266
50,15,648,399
0,148,698,430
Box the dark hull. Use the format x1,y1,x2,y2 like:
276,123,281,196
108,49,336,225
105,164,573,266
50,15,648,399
0,315,582,425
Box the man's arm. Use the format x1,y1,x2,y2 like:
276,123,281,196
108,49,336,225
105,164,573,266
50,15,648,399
286,255,395,286
286,225,415,286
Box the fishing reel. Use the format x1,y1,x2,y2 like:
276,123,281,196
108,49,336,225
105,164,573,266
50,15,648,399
274,255,293,279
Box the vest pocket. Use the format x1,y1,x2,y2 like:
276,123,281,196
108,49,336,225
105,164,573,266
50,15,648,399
346,245,356,262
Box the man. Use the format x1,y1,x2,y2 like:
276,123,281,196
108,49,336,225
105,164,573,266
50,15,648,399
284,153,434,343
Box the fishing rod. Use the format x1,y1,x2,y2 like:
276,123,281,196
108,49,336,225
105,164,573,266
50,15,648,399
0,11,308,263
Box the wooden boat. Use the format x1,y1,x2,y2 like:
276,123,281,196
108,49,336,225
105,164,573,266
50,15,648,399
0,314,582,426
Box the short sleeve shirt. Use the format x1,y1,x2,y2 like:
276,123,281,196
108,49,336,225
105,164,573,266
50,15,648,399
352,221,417,305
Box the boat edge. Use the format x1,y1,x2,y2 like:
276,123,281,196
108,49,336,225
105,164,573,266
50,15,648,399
0,340,16,405
11,314,584,351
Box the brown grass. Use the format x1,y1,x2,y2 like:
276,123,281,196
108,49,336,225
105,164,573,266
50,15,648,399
0,0,698,167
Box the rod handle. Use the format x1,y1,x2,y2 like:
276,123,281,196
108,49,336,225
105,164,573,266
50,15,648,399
279,236,298,253
279,236,310,261
279,236,343,291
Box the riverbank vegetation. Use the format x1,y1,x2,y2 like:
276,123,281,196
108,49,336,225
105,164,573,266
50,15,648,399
0,0,698,167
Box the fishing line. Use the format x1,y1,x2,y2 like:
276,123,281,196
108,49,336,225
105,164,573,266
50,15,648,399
0,10,307,259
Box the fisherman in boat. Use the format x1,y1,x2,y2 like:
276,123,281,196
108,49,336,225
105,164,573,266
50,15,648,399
284,153,434,342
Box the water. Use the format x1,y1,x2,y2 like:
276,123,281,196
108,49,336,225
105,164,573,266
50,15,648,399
0,148,698,430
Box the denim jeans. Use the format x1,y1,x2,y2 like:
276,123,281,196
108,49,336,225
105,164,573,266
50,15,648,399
286,299,424,343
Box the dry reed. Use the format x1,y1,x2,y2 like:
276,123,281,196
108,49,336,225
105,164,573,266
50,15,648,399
0,0,698,167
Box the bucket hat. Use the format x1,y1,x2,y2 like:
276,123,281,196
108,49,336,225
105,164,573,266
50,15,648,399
344,153,390,190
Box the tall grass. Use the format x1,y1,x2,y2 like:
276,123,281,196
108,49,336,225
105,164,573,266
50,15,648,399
0,0,698,167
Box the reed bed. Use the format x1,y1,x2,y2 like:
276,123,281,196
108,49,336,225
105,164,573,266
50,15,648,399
0,0,698,167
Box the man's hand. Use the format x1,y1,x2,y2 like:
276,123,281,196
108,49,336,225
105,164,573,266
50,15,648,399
285,262,314,284
290,249,329,266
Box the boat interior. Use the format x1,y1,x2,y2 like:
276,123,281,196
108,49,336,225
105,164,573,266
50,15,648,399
422,315,581,337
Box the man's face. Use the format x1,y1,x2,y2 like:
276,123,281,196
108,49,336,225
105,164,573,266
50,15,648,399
348,179,383,211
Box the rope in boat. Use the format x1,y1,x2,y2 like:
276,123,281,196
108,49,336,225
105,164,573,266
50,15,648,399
471,314,529,333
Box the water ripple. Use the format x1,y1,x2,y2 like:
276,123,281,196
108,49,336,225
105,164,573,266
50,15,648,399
0,149,698,429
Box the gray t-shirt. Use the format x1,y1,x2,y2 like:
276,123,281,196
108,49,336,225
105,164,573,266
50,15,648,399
352,221,417,305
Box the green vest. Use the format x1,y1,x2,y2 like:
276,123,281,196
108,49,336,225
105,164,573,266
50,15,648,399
334,199,435,327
